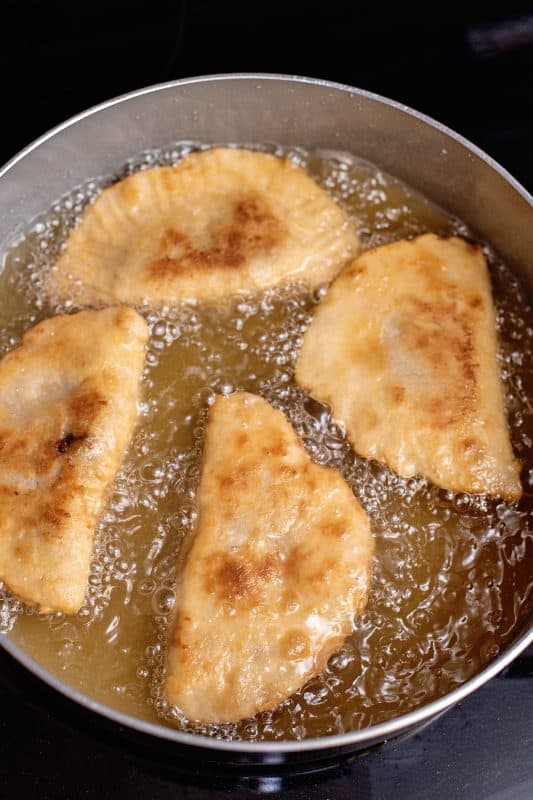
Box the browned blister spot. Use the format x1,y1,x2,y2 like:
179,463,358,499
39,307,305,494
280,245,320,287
13,544,28,561
216,463,255,496
313,557,338,584
147,193,287,279
303,470,318,492
236,431,249,448
392,385,406,404
323,520,348,539
0,437,26,457
261,437,289,458
34,439,62,476
55,432,87,455
0,485,11,497
345,263,366,279
119,180,141,209
279,465,298,478
70,390,107,434
284,543,333,582
461,437,485,460
40,502,70,530
207,552,281,605
284,544,305,579
427,397,459,429
217,474,235,490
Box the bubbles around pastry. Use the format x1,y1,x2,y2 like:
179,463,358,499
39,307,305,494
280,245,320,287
0,142,531,741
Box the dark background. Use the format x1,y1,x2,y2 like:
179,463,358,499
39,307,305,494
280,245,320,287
1,1,532,798
2,0,533,190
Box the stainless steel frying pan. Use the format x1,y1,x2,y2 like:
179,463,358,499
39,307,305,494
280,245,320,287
0,74,531,768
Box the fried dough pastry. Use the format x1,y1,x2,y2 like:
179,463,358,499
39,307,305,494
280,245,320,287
165,392,373,723
0,307,148,613
296,234,522,501
47,148,359,306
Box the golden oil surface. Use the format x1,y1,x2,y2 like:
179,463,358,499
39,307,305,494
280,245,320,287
0,144,531,741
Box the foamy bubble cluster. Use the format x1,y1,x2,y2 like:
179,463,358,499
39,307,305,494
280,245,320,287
0,142,531,740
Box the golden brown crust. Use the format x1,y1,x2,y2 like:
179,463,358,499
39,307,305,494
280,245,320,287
47,148,359,306
164,392,373,723
0,307,148,613
296,234,522,501
206,550,282,605
147,194,287,279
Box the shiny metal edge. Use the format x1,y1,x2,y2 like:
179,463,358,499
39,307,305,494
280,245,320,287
1,623,532,754
0,72,532,756
1,73,533,209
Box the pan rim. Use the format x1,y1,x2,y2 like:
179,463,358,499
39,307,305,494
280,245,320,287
0,71,532,756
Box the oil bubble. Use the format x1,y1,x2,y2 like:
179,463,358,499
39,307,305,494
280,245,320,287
1,141,531,745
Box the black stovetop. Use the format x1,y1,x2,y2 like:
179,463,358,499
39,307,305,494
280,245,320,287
1,643,532,799
1,2,532,798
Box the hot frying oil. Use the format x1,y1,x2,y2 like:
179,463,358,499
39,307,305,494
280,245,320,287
0,144,532,741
